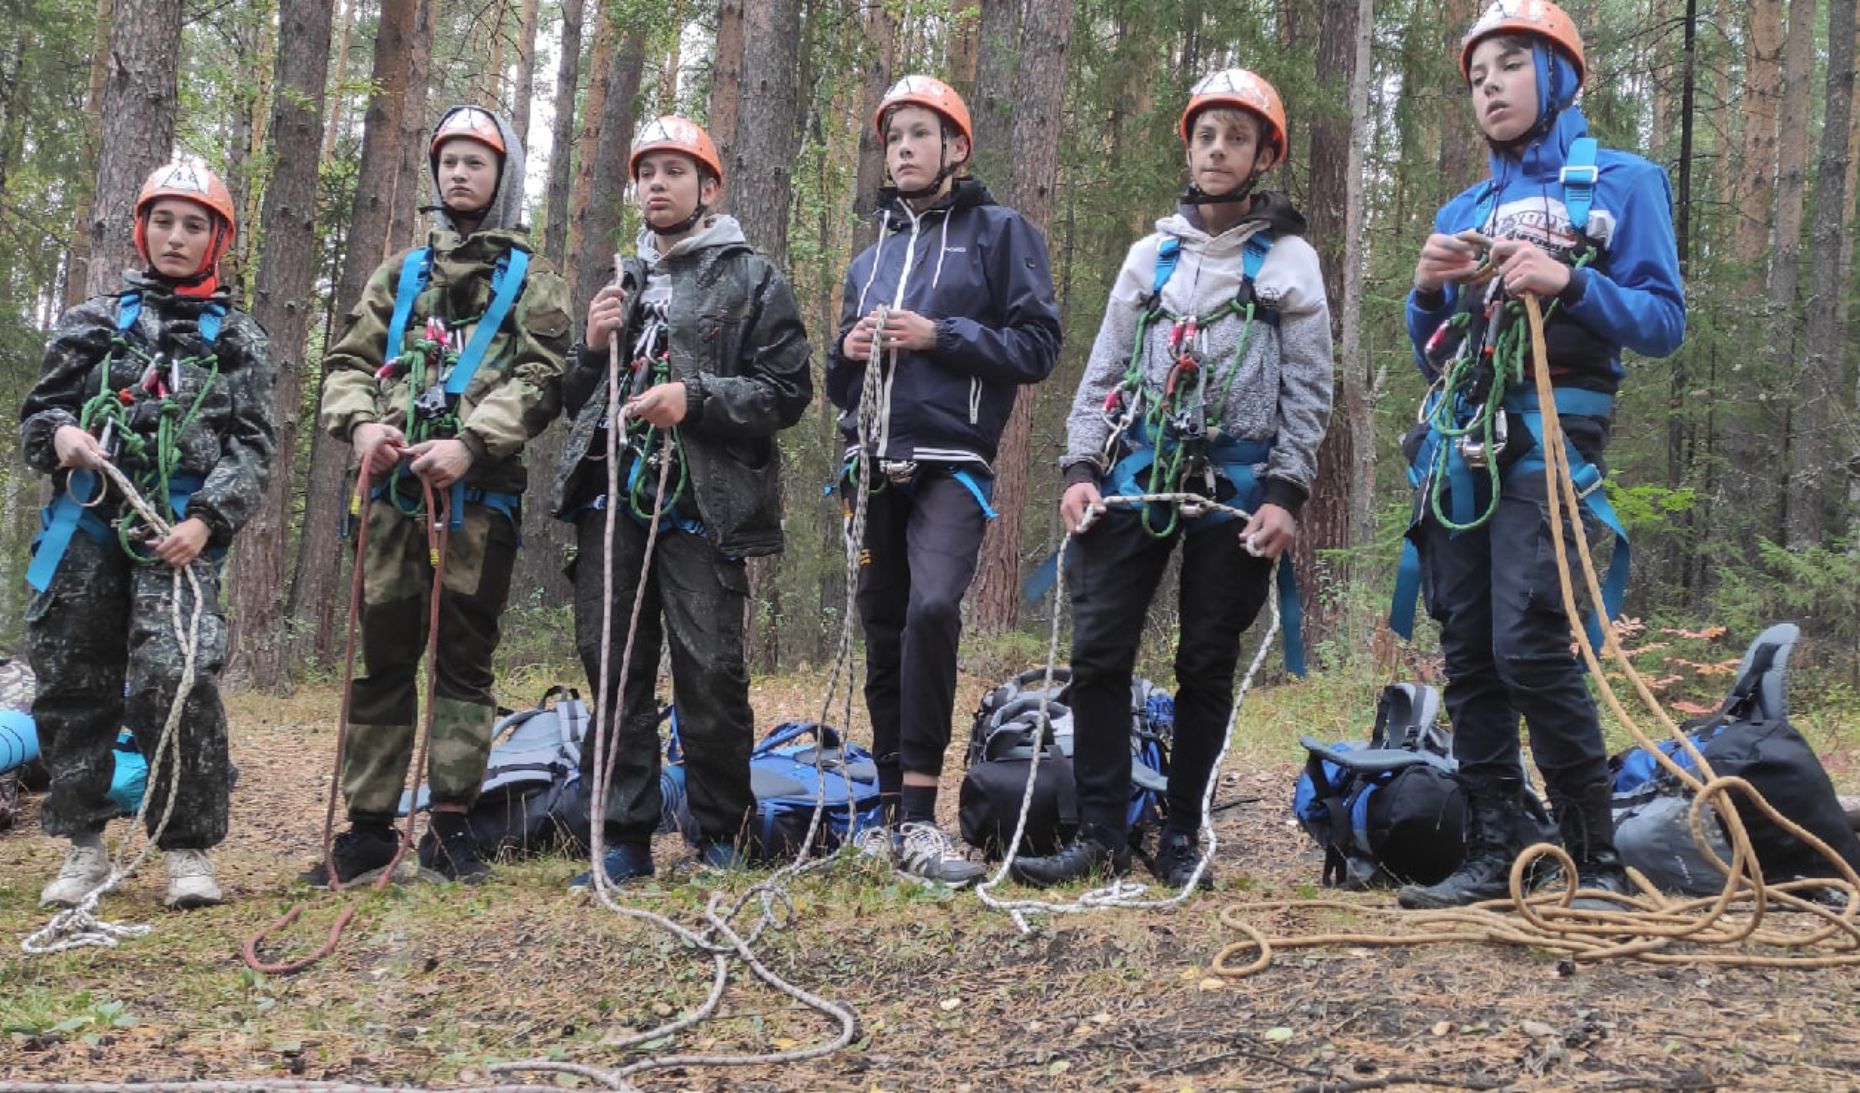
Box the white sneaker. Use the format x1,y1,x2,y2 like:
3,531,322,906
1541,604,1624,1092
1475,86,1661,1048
40,841,111,908
851,824,899,864
897,821,986,887
163,848,223,909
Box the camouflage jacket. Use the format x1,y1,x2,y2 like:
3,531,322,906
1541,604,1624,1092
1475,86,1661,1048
319,227,570,494
19,272,277,547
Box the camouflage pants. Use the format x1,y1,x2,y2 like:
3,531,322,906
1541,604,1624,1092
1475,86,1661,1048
26,532,230,848
341,500,517,819
571,511,755,846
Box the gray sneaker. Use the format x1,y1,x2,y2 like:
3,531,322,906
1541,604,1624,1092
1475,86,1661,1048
164,848,223,909
41,840,111,908
851,824,899,864
897,821,986,887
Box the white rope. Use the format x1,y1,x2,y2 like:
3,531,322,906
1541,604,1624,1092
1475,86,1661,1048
23,461,203,954
973,492,1282,934
495,266,859,1088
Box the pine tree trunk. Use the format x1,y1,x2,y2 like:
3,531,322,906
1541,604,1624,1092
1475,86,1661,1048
570,22,648,317
566,10,620,284
848,0,896,252
1434,0,1478,189
1295,0,1373,654
1769,0,1815,542
541,0,584,266
288,0,437,665
510,0,542,146
81,0,182,299
226,0,335,691
321,0,355,157
1734,0,1783,274
968,0,1021,188
1788,0,1855,548
707,0,744,191
969,0,1071,635
948,0,980,100
63,0,113,308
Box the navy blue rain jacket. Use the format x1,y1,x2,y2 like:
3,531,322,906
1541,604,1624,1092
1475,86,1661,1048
826,179,1061,467
1406,46,1685,395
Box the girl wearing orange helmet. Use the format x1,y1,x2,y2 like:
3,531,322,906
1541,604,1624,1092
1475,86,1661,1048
554,116,813,885
1396,1,1684,910
1013,69,1334,890
826,75,1061,884
21,157,277,910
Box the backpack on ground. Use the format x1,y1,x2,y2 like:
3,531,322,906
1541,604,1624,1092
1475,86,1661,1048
660,717,886,860
1610,623,1860,895
1292,683,1555,889
957,671,1172,860
401,685,594,859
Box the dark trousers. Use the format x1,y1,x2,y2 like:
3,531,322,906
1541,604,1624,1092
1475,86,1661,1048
573,510,755,846
1065,508,1272,843
856,470,990,793
28,533,230,849
1416,414,1613,799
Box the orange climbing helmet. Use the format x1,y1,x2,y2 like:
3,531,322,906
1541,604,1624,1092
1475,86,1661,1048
629,115,724,180
132,158,237,273
429,105,507,160
874,74,974,146
1179,68,1289,162
1460,0,1586,85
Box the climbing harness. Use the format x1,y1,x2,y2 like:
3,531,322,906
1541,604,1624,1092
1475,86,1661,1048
27,292,225,592
242,462,451,975
22,462,205,955
1210,294,1860,980
490,258,858,1088
974,491,1281,934
1388,137,1628,647
372,243,529,529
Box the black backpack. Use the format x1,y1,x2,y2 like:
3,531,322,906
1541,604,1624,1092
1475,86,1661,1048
1611,623,1860,894
1294,684,1473,889
957,670,1171,860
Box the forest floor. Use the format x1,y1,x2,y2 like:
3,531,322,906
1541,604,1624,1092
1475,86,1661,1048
4,663,1860,1091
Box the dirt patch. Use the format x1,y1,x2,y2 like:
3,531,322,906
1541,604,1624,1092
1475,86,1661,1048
2,676,1859,1091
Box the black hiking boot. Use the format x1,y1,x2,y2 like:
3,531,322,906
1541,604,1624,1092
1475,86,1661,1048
418,811,493,884
1398,778,1526,909
1549,779,1633,911
1148,827,1215,890
298,820,399,888
1009,825,1131,889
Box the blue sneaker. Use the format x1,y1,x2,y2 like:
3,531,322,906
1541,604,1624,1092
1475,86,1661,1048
569,843,654,890
695,839,749,870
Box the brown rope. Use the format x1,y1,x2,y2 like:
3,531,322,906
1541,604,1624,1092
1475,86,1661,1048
1211,293,1860,978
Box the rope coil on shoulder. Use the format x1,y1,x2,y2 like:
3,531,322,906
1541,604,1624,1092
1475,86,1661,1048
1208,293,1860,979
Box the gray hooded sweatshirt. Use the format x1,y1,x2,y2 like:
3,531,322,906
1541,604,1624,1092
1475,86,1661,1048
1062,196,1334,513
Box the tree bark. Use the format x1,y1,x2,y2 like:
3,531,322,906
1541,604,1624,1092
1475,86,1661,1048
848,0,897,252
968,0,1021,187
1768,0,1815,542
81,0,182,299
321,0,355,157
571,21,649,318
509,0,542,145
707,0,745,204
227,0,335,691
288,0,437,665
541,0,585,266
969,0,1072,635
63,0,113,308
1434,0,1478,190
1294,0,1373,654
566,8,619,278
948,0,980,101
1788,0,1855,548
1734,0,1783,275
731,0,801,264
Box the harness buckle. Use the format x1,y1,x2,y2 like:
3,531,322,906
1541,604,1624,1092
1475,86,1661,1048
878,459,918,486
1559,164,1599,187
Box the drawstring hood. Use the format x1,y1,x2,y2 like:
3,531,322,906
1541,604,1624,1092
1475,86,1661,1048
426,106,529,235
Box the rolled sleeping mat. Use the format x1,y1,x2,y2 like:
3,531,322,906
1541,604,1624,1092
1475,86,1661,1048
0,709,39,774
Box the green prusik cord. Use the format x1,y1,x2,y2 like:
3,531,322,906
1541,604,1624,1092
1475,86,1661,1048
77,335,219,561
1122,299,1254,539
388,320,468,518
1422,252,1594,533
624,351,689,523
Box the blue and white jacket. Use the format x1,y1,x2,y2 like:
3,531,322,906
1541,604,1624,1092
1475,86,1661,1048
1406,53,1685,395
826,179,1061,469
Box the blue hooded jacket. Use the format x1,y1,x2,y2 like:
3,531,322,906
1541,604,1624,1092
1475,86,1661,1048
826,179,1061,467
1406,45,1685,395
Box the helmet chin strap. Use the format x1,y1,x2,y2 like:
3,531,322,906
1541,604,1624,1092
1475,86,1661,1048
1181,166,1265,207
659,202,709,236
890,133,956,201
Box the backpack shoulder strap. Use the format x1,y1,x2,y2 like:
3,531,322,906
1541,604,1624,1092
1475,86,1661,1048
385,246,434,361
1560,137,1599,238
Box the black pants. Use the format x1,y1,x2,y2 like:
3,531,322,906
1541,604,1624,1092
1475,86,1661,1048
855,469,990,794
1065,508,1272,844
1416,414,1613,798
28,533,230,849
573,510,755,846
